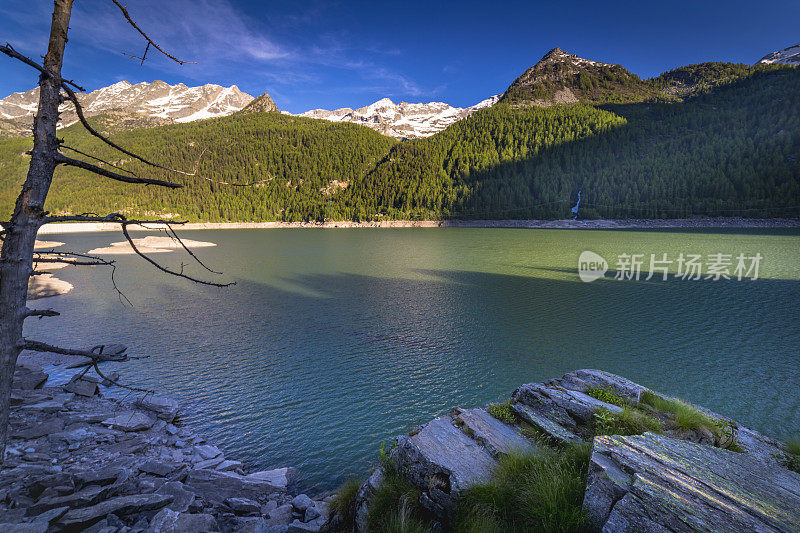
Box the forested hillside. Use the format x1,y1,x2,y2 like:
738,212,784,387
0,66,798,222
0,112,396,221
348,67,800,219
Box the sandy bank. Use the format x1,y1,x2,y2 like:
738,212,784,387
36,216,800,233
87,235,217,255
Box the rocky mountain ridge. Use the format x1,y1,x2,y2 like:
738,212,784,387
295,95,500,140
0,80,254,137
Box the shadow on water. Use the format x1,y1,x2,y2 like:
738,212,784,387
25,263,800,493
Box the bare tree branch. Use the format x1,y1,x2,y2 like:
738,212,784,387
61,144,140,177
165,225,221,274
92,361,153,394
24,308,60,318
0,43,85,91
121,221,235,287
20,339,128,362
54,152,182,188
110,0,197,65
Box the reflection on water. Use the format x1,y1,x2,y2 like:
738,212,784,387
24,228,800,492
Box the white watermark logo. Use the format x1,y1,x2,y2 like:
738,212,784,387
578,251,608,283
578,251,762,282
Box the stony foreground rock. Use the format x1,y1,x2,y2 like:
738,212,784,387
584,432,800,532
1,364,331,533
353,368,800,532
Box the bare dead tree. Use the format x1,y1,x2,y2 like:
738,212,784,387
0,0,231,458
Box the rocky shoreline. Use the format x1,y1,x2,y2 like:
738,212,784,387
347,369,800,532
4,365,800,532
2,363,331,532
37,216,800,234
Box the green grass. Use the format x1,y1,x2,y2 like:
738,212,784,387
639,392,721,434
487,401,517,425
454,443,591,533
367,463,432,533
783,437,800,474
594,406,662,437
638,391,744,451
585,387,628,407
328,478,362,531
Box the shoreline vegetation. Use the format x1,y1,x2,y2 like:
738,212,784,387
37,216,800,234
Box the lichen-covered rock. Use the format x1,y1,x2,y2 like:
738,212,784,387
583,432,800,532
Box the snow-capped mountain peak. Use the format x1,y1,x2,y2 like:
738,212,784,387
296,95,500,140
0,81,255,135
757,43,800,65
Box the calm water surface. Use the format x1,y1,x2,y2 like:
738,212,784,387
26,228,800,492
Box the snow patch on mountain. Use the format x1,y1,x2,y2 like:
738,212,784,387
757,43,800,65
296,94,500,139
0,81,254,131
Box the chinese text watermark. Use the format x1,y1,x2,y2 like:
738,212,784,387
578,251,762,283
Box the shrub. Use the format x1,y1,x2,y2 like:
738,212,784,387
585,387,628,407
487,401,517,425
329,478,361,531
594,406,662,436
455,444,590,533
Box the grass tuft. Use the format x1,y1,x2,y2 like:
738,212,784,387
585,387,628,407
455,443,590,533
329,478,362,531
783,437,800,474
487,400,517,425
640,391,720,434
367,463,432,533
594,406,662,436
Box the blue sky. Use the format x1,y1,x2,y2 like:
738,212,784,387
1,0,798,113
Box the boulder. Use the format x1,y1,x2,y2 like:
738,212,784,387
583,432,800,532
393,415,496,515
64,378,99,397
193,444,222,460
102,412,155,432
265,503,293,527
13,365,48,390
139,460,177,477
58,493,174,529
290,494,313,512
156,482,196,513
135,396,179,422
225,497,261,515
247,468,293,490
185,469,284,503
146,508,219,533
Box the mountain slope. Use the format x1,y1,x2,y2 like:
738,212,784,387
500,47,664,106
0,81,254,137
296,95,500,140
349,67,800,220
240,93,279,113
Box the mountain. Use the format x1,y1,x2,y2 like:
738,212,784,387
240,93,279,113
757,43,800,65
0,81,254,137
500,47,663,106
295,95,500,140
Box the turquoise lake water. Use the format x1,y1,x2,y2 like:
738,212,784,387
25,228,800,492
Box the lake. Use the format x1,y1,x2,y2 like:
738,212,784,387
25,227,800,493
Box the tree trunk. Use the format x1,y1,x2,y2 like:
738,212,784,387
0,0,73,460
